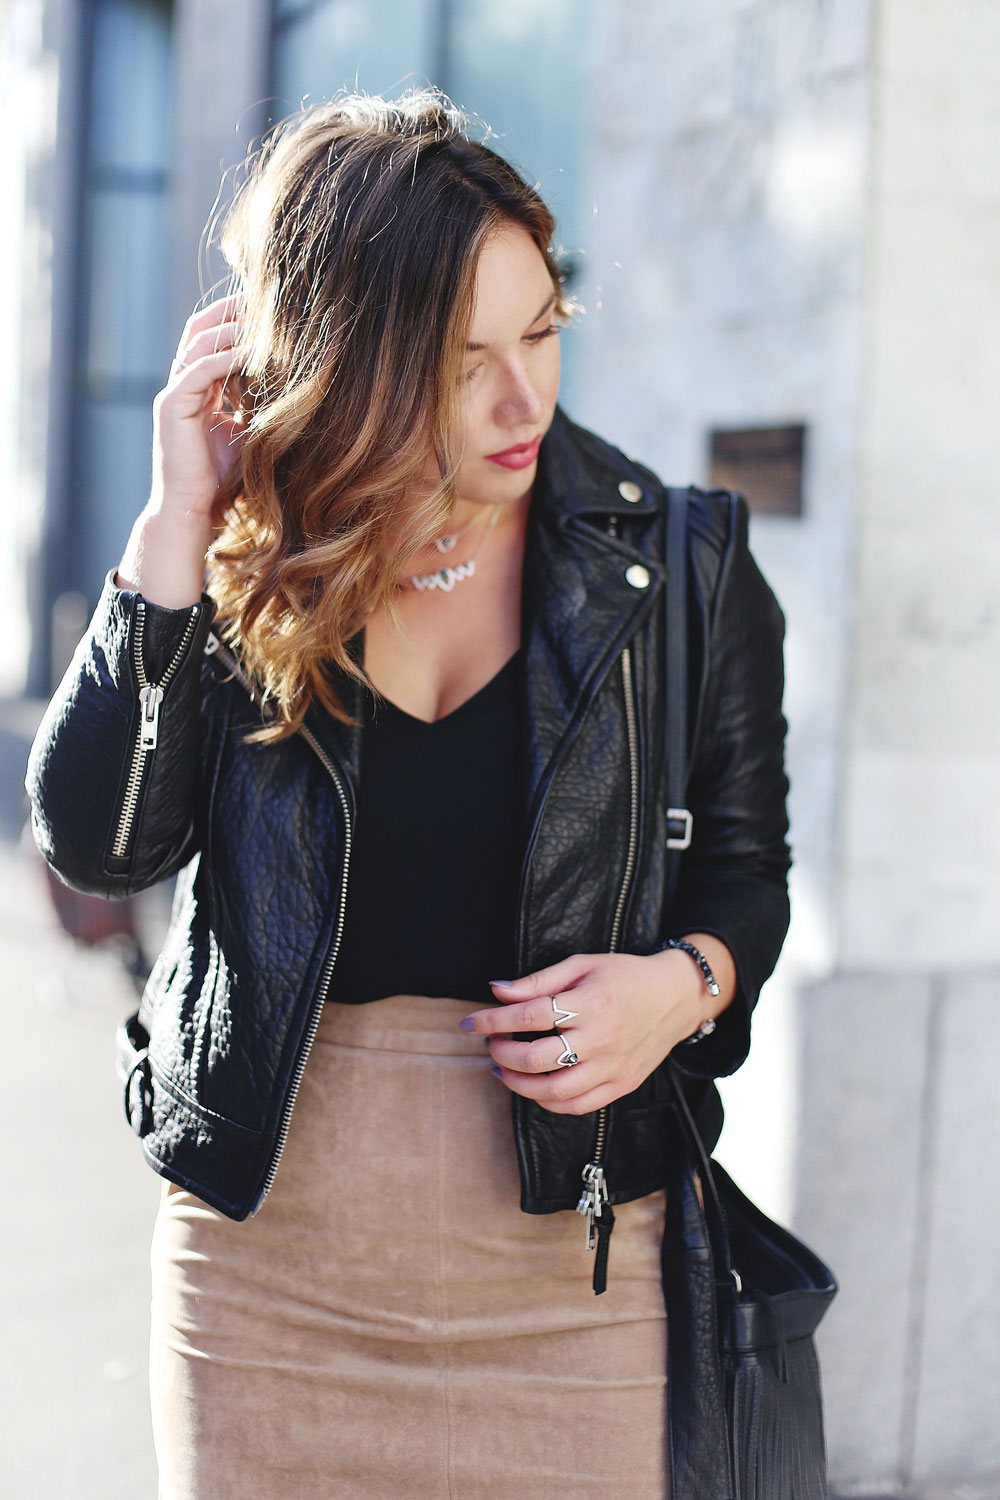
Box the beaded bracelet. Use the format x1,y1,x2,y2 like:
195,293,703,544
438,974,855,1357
658,938,719,1044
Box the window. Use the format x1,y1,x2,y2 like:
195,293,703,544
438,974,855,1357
73,0,174,597
270,0,589,395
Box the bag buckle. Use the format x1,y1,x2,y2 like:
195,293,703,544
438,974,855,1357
123,1053,154,1138
666,808,693,850
117,1011,154,1138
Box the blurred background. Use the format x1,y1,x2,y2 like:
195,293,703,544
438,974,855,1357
1,1,997,1496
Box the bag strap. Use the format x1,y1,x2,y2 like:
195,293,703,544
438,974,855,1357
668,1063,741,1291
663,486,693,910
661,485,739,1290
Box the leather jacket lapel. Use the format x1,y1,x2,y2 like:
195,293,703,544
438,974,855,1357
520,409,663,838
299,406,666,862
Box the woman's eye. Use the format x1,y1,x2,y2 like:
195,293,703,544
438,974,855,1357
461,363,483,384
524,325,561,344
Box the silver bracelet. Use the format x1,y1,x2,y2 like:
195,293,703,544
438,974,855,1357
659,938,719,1044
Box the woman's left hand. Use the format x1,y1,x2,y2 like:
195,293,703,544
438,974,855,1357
460,943,734,1115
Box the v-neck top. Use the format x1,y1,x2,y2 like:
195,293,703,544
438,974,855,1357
326,649,526,1005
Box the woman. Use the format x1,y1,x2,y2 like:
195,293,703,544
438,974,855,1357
26,91,790,1499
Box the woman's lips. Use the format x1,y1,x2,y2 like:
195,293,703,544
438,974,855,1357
486,436,541,470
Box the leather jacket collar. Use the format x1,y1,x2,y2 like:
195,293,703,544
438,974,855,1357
304,406,666,852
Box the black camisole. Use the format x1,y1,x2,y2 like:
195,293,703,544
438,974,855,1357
327,650,526,1006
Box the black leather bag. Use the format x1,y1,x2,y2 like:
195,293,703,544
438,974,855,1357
660,486,838,1497
669,1065,838,1499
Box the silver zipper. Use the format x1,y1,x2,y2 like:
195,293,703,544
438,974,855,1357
253,718,352,1210
203,635,355,1214
576,632,642,1250
110,601,201,858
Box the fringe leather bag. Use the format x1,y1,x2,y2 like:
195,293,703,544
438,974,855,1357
669,1067,838,1499
660,486,839,1499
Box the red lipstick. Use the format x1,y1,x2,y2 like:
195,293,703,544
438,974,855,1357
486,436,541,470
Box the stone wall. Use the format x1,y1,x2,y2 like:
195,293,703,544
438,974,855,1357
798,0,1000,1491
842,0,1000,969
574,1,1000,1493
573,0,874,1220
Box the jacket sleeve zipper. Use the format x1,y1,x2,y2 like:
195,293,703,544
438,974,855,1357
576,524,643,1290
109,601,201,859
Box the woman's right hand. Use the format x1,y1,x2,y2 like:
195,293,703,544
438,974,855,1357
152,294,247,517
118,296,247,607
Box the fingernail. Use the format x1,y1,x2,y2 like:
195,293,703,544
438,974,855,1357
489,978,514,986
490,1066,503,1078
458,1017,476,1032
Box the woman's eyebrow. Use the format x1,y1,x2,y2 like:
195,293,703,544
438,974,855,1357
466,291,557,352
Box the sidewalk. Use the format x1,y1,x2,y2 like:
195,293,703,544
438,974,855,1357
0,705,160,1498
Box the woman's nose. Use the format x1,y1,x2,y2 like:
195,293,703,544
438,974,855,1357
494,362,545,426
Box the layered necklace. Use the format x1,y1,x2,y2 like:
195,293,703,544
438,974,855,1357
402,504,502,593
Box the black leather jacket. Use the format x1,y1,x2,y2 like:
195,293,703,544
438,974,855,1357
26,405,790,1240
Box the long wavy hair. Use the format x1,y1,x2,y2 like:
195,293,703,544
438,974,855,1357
209,89,569,741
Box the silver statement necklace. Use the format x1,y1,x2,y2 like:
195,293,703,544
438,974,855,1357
403,505,502,593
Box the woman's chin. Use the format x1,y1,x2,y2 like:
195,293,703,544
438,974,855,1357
455,463,539,510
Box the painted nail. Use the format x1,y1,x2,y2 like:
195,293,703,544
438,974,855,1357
458,1017,476,1032
489,978,514,986
490,1066,503,1078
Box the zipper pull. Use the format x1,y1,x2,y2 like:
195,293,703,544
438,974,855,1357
576,1163,608,1251
592,1201,616,1295
138,684,164,749
576,1185,597,1249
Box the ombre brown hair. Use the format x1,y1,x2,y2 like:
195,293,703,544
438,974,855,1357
209,88,569,741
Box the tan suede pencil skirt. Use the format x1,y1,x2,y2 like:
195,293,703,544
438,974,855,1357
149,994,670,1499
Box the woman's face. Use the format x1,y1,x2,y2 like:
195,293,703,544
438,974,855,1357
446,221,563,508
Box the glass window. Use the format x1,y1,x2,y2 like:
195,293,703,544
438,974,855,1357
89,0,172,174
70,0,174,604
271,0,587,253
83,186,171,391
446,0,588,269
269,0,589,400
272,0,438,112
75,402,156,591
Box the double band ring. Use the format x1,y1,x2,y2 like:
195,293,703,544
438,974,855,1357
554,1031,581,1067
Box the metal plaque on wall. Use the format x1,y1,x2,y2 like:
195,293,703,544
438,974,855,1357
708,424,806,517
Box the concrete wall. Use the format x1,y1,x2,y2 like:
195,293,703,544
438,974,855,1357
797,2,1000,1493
574,0,875,1222
841,0,1000,969
800,969,1000,1496
574,1,1000,1494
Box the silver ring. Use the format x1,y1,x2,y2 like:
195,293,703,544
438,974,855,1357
554,1031,580,1067
173,358,189,370
550,995,579,1026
